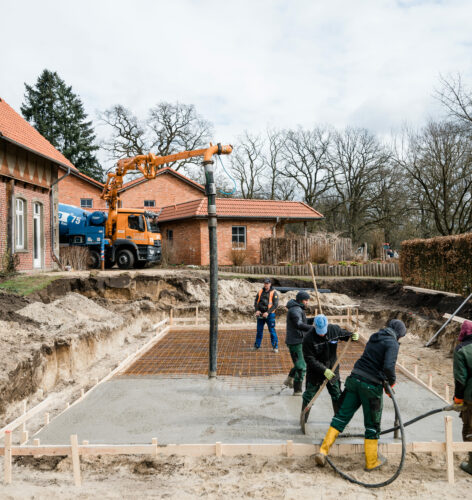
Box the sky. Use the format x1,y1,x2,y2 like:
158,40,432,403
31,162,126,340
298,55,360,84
2,0,472,165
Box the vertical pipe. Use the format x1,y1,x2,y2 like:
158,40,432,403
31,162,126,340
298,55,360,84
204,160,218,378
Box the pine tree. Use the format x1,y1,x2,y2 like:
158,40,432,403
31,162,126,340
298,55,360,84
21,69,103,181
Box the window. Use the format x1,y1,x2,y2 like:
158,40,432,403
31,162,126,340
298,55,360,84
166,229,173,242
80,198,93,208
15,198,26,249
144,200,155,207
232,226,246,249
128,215,145,231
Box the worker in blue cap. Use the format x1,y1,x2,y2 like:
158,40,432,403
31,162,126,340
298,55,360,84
301,314,358,423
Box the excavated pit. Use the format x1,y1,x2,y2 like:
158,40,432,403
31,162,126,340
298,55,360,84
1,272,468,448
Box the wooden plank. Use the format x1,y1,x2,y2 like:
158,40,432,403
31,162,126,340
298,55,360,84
404,286,461,297
79,445,156,456
4,431,12,485
445,416,454,484
70,435,81,487
443,313,468,324
396,363,448,403
0,397,52,438
215,442,222,457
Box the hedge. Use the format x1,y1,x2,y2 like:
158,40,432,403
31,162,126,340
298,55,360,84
400,233,472,295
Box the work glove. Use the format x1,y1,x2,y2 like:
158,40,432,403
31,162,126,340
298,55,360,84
384,383,396,398
324,368,335,380
452,397,464,412
351,332,359,341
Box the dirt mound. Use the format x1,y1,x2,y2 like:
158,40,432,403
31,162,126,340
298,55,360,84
16,292,123,334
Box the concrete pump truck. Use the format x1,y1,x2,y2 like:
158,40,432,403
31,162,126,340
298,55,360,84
59,144,232,269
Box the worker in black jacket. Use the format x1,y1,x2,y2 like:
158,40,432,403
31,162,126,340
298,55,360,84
284,291,313,395
315,319,406,472
251,278,279,352
302,314,358,422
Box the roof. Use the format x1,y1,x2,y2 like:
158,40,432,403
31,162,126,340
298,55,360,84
58,164,104,188
119,166,205,193
159,198,324,222
0,98,76,170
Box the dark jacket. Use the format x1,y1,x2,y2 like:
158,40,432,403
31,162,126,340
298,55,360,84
285,299,313,345
453,335,472,401
303,324,352,385
352,328,399,386
254,286,279,314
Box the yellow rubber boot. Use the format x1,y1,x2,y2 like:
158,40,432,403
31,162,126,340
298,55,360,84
364,439,387,471
315,427,339,467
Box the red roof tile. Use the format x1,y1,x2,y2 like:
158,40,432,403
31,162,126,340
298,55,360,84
159,198,324,222
120,166,205,192
0,98,76,170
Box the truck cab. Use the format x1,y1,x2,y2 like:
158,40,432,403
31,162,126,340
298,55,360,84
108,209,162,269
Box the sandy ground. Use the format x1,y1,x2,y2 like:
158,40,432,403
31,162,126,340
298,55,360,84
2,453,471,499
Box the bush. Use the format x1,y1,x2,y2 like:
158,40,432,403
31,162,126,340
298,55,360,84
59,246,89,270
400,233,472,294
159,241,174,266
230,249,248,266
310,243,330,264
1,250,20,277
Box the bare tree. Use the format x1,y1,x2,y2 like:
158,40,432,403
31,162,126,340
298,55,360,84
281,126,332,207
329,127,391,242
230,131,266,198
435,74,472,128
395,121,472,235
99,101,213,172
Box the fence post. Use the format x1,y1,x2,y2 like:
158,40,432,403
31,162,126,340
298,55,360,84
444,416,454,484
4,430,12,485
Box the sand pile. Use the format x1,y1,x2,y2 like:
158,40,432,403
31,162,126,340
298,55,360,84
16,292,124,335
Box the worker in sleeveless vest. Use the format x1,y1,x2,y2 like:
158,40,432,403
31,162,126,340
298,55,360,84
251,278,279,352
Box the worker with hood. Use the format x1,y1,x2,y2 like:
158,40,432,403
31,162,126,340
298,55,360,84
315,319,406,472
451,319,472,475
284,291,313,395
302,314,358,423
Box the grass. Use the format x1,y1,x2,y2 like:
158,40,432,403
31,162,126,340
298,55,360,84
0,274,62,296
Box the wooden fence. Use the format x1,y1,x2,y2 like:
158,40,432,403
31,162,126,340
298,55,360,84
260,236,353,265
220,262,400,277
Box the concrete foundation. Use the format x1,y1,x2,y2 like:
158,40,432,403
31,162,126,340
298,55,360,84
35,373,462,445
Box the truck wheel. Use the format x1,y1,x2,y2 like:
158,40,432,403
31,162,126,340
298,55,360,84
87,250,100,269
116,249,135,269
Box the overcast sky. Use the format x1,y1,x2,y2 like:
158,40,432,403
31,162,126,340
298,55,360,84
2,0,472,158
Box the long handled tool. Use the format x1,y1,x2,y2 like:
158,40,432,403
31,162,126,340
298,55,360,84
308,262,323,314
300,336,352,433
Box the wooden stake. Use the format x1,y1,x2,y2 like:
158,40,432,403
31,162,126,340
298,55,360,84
82,440,89,446
20,430,28,445
4,430,12,485
44,413,50,426
152,437,158,456
70,434,81,487
286,440,293,457
445,416,454,484
169,309,173,325
428,373,433,390
445,384,450,402
195,306,199,325
347,307,352,329
33,438,40,447
414,364,418,378
215,442,222,457
308,262,322,314
80,389,85,399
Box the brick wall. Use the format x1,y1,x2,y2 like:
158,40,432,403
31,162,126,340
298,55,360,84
119,173,204,209
160,218,285,266
58,172,105,210
9,182,53,271
159,219,202,265
0,179,7,260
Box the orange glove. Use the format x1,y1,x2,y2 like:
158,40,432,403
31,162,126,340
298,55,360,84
384,383,396,398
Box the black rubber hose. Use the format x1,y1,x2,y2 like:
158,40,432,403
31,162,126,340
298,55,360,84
325,382,407,488
338,407,445,439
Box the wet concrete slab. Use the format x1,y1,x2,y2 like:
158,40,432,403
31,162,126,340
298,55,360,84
35,374,462,445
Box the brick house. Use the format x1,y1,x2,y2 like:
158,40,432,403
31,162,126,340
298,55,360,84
0,98,76,271
57,167,106,210
158,198,323,265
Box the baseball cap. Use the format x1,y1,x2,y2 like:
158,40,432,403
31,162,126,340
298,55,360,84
314,314,328,335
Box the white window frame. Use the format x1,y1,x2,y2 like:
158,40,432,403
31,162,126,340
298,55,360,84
15,198,26,250
80,198,93,209
33,202,42,268
232,225,246,250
